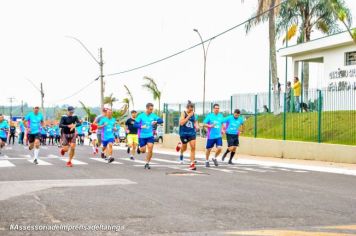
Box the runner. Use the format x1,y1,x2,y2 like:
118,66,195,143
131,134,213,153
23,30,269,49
113,122,120,146
18,118,26,145
93,107,108,159
24,106,44,165
203,103,224,167
89,121,99,155
125,110,139,160
222,109,244,164
97,109,116,163
76,120,84,145
54,123,61,146
0,115,9,155
176,101,198,170
48,123,55,146
40,125,47,145
135,103,163,170
59,106,81,167
8,121,16,145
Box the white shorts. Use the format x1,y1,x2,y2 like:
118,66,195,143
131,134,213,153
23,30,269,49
90,133,98,140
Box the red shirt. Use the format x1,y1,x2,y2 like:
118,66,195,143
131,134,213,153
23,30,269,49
90,123,98,133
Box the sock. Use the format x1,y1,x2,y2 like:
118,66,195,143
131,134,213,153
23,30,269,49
229,152,236,162
224,149,230,156
34,148,39,160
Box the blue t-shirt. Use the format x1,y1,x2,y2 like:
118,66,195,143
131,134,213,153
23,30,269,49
179,112,197,137
19,121,25,132
25,112,43,134
76,125,83,135
0,120,9,138
203,113,224,139
48,127,56,136
135,113,163,139
223,115,244,135
41,127,48,135
54,126,60,136
99,117,116,141
114,124,120,135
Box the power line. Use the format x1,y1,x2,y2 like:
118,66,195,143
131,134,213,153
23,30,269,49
105,0,288,78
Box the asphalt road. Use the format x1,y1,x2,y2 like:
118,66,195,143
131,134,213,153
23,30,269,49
0,144,355,236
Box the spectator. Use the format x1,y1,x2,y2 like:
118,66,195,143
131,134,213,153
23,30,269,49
8,121,16,145
18,118,25,145
286,81,292,112
293,77,301,112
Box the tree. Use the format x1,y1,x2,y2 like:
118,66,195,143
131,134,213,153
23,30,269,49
243,0,281,114
103,93,118,110
276,0,352,101
79,101,96,122
142,76,162,115
112,104,129,123
124,85,134,110
122,98,130,116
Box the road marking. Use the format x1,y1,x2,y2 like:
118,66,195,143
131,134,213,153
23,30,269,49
90,158,123,164
226,230,356,235
59,159,88,165
120,158,158,165
153,158,180,164
27,159,53,166
321,225,356,230
207,168,234,174
0,160,15,167
0,179,137,201
4,146,12,150
238,167,267,173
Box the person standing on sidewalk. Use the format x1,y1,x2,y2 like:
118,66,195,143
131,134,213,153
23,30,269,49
0,115,9,155
8,122,16,145
135,103,163,170
18,118,25,145
203,104,225,168
293,77,301,112
221,109,244,164
177,101,198,170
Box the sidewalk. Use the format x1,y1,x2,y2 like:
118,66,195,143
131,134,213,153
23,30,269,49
152,144,356,176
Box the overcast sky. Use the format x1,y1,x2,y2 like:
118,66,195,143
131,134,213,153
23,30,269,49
1,0,355,110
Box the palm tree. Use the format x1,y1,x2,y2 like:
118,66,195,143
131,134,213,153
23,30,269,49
276,0,352,101
103,93,118,110
112,104,129,123
79,101,96,122
122,98,130,115
142,76,162,115
124,85,134,110
243,0,281,114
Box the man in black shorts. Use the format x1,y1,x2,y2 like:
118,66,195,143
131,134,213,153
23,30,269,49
59,106,81,167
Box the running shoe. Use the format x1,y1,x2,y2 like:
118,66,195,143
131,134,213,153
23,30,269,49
127,147,130,154
228,160,234,165
33,159,38,165
144,163,151,169
189,163,196,171
137,147,141,154
108,157,115,163
176,142,182,152
130,156,135,160
179,155,184,164
60,148,65,156
205,161,210,168
66,161,73,167
212,158,219,167
95,147,99,153
100,152,105,159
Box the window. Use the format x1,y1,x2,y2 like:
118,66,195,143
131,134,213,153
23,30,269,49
345,51,356,66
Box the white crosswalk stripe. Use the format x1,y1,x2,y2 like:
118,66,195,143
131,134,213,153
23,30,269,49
90,158,123,164
0,160,15,167
120,158,158,165
27,159,53,166
59,159,88,165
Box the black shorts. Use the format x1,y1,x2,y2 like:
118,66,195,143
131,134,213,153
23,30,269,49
61,133,77,146
28,133,41,143
0,137,7,143
226,134,239,147
180,135,196,144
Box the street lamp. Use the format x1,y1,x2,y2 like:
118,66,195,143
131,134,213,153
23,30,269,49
66,36,105,110
193,29,213,117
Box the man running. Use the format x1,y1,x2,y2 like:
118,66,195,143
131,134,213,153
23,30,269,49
25,106,44,165
40,125,47,145
76,121,84,145
177,101,198,170
0,115,9,155
59,106,81,167
203,104,224,167
98,109,116,163
8,122,16,145
125,110,139,160
89,121,99,155
135,103,163,170
93,107,108,158
222,109,244,164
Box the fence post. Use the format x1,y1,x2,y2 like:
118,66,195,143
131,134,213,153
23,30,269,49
230,96,233,114
165,104,169,134
254,94,258,138
317,90,322,143
283,92,287,140
301,62,304,113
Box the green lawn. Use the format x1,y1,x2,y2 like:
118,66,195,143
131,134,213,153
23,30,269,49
243,111,356,146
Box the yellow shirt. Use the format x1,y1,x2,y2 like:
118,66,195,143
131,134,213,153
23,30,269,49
293,81,301,97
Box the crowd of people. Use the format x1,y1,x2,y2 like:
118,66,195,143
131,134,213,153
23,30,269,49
0,101,245,171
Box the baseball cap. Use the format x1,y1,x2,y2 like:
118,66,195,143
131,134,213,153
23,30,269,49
67,106,75,112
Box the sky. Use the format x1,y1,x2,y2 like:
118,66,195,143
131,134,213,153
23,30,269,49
1,0,356,110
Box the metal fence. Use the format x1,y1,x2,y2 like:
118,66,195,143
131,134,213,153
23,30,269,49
163,88,356,146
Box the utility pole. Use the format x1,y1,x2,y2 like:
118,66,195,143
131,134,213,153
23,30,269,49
21,100,24,117
99,48,105,110
40,82,46,120
8,97,15,119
